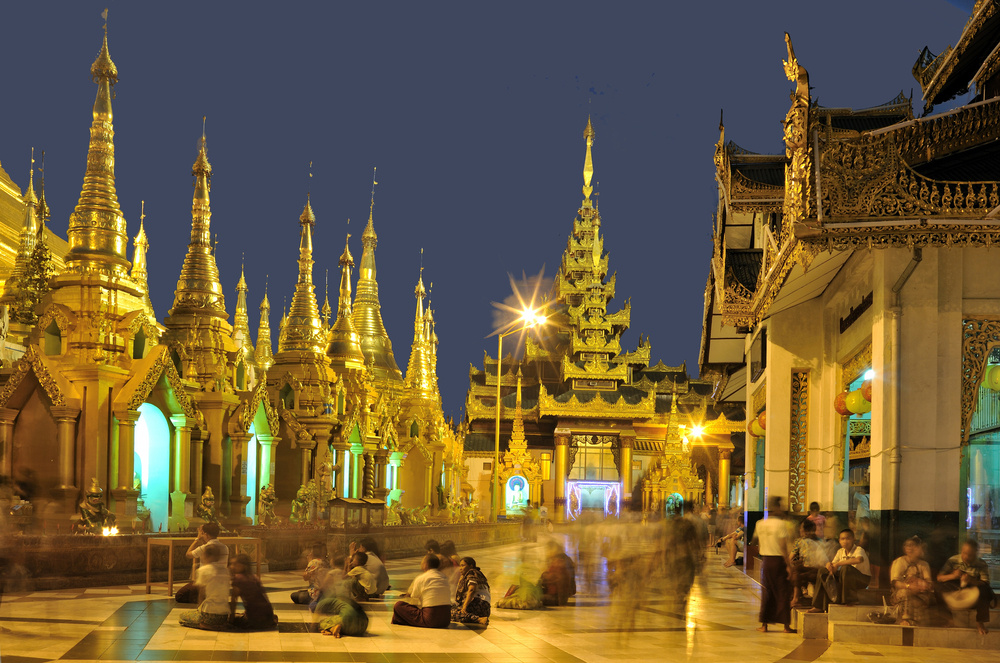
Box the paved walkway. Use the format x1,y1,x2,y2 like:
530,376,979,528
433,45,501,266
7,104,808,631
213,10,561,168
0,534,994,662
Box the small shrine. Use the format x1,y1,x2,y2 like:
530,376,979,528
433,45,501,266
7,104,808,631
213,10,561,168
495,369,541,518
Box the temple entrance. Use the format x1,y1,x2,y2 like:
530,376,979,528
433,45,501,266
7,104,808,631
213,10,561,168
567,480,620,520
134,403,170,532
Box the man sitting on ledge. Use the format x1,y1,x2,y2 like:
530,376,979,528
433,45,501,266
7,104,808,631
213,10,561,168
391,554,451,628
937,539,997,636
807,528,870,613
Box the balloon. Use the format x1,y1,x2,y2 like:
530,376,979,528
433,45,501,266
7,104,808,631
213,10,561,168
750,419,765,437
757,410,767,431
834,391,851,416
861,380,872,402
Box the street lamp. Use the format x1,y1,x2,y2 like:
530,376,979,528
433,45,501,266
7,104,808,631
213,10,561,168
492,308,546,523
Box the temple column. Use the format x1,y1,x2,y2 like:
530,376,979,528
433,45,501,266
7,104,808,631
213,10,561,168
619,433,634,513
389,451,404,494
256,434,278,488
554,428,570,523
374,450,388,500
363,453,375,498
331,434,349,499
0,408,17,481
299,439,317,489
169,415,192,532
350,443,364,499
110,409,141,528
227,432,252,526
719,450,732,509
50,406,81,516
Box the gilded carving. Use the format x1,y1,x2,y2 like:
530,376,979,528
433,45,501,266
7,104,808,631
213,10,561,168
841,343,872,390
782,34,813,239
751,380,767,416
0,346,67,407
125,347,196,418
961,318,1000,443
788,370,809,512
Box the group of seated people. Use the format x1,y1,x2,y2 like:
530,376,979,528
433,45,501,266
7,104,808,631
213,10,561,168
782,515,997,635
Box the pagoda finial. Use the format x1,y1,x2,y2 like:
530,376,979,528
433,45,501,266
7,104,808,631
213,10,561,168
168,124,227,318
254,276,274,372
37,150,49,222
279,191,324,354
404,254,433,394
132,200,153,314
354,168,403,384
233,253,254,360
582,116,595,203
3,151,41,302
65,14,128,276
326,232,366,369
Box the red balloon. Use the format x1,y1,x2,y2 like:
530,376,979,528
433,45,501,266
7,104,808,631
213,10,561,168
834,391,851,416
757,410,767,431
861,380,872,402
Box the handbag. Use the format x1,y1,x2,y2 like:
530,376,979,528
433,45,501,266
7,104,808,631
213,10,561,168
942,587,980,610
822,570,840,601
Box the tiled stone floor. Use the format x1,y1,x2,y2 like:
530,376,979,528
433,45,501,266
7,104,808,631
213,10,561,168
0,533,996,663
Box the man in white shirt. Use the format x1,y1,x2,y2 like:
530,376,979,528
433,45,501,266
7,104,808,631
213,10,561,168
176,522,229,604
357,538,391,597
808,528,871,612
753,495,795,633
391,554,451,628
178,544,231,629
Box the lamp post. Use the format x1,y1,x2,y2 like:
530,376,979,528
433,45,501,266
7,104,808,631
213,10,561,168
492,309,545,523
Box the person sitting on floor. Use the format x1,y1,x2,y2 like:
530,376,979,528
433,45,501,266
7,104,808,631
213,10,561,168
356,537,390,597
539,540,576,606
290,543,329,609
176,522,228,604
451,556,491,626
936,539,998,635
718,514,745,568
178,544,231,630
790,518,828,607
890,536,932,626
391,553,452,628
343,550,377,602
808,528,871,613
228,553,277,630
315,594,369,638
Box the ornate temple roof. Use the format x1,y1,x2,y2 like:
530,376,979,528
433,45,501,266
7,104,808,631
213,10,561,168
326,233,366,370
277,196,325,355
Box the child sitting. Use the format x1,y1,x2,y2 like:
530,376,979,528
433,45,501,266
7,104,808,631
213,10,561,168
179,545,231,629
344,550,377,602
229,553,278,630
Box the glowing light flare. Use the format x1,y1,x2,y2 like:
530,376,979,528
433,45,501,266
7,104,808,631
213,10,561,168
689,425,704,438
864,369,875,380
102,526,119,536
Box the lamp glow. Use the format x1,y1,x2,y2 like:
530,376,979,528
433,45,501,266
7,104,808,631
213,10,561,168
864,369,875,380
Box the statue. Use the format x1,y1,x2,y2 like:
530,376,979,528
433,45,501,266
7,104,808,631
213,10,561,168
289,484,309,523
74,477,116,534
386,498,402,526
133,478,152,533
257,484,278,525
195,486,221,526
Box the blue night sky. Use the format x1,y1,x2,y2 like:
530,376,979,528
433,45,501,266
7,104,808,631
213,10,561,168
0,2,970,419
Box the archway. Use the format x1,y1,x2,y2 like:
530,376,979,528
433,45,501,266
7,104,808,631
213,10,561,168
134,403,170,531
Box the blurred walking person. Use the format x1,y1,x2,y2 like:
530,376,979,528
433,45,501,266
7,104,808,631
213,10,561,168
755,495,795,633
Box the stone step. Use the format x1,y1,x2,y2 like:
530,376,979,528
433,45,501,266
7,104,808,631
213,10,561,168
790,607,826,639
828,603,1000,627
829,620,1000,650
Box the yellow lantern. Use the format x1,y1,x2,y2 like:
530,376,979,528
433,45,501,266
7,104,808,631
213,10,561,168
986,365,1000,391
749,419,765,437
846,389,871,415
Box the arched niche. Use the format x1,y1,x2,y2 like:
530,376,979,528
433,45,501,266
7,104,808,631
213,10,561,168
134,403,170,531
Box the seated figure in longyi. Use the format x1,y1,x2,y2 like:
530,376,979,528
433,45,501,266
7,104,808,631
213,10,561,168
74,477,116,534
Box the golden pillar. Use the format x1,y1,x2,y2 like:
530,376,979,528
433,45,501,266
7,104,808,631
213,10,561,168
111,409,140,527
228,432,252,526
170,415,192,531
50,406,81,491
300,439,317,490
554,428,570,523
0,408,17,480
719,450,732,509
619,433,633,512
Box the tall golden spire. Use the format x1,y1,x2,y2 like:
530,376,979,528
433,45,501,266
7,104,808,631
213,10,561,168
326,233,366,369
404,264,434,394
169,122,227,318
254,278,274,372
278,194,325,353
5,151,40,297
233,258,255,358
131,200,154,314
425,303,440,394
36,150,50,224
321,269,332,331
509,366,526,448
582,115,595,205
65,16,130,275
353,168,403,384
